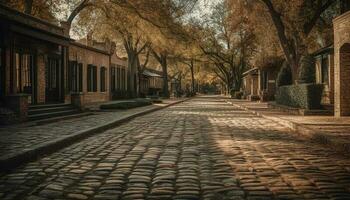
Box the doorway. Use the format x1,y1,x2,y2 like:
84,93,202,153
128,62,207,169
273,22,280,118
45,57,61,103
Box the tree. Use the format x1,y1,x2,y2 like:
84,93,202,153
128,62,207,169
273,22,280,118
197,0,256,94
151,49,170,98
250,0,336,81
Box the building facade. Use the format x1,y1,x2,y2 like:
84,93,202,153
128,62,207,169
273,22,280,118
140,68,164,97
242,68,259,101
110,54,128,99
0,5,133,122
67,42,112,104
313,45,335,105
334,11,350,117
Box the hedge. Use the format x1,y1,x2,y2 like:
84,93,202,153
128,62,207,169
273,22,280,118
276,61,292,87
100,99,152,110
298,55,315,84
275,84,324,109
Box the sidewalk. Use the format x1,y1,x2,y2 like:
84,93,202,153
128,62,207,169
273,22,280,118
0,98,187,171
226,99,350,156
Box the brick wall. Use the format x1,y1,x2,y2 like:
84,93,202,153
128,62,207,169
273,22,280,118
334,11,350,117
67,43,110,104
37,54,46,104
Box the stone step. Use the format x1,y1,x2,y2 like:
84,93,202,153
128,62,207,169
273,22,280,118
29,103,70,110
28,109,80,121
28,105,75,115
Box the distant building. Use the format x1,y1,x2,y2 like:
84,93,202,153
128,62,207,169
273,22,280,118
139,68,164,97
312,45,334,105
242,58,282,101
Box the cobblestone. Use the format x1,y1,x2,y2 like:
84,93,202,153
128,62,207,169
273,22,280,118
0,100,180,160
0,96,350,199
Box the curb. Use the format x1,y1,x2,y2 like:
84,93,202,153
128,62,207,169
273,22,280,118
0,98,189,172
226,100,350,156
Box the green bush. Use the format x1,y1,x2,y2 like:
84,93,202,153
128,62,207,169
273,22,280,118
298,55,315,84
275,84,324,109
112,90,130,100
276,61,292,87
100,99,152,110
232,91,243,99
230,89,238,98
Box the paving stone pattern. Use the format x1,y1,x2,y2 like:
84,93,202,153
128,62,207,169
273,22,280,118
1,96,350,200
227,99,350,150
0,102,176,158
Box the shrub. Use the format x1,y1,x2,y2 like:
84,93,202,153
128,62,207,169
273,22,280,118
233,91,243,99
275,84,324,109
276,61,292,87
152,99,163,103
100,99,152,110
230,88,238,98
298,55,315,84
112,90,130,100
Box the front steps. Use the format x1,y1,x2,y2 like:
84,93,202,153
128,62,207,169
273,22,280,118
28,103,81,121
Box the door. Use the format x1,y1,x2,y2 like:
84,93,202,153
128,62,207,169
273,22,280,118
45,58,60,103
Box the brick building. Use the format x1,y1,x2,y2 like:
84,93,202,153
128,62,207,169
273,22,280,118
0,5,71,120
0,5,130,122
67,41,112,105
110,54,128,99
334,10,350,117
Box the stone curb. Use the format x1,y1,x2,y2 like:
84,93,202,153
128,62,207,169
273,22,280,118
226,100,350,156
0,98,189,172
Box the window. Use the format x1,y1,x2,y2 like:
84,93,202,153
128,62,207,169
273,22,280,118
15,52,33,94
111,67,116,91
78,63,83,92
117,67,121,90
100,67,106,92
121,68,126,90
69,62,83,92
87,65,97,92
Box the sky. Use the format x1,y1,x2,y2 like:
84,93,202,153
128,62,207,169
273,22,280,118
190,0,222,21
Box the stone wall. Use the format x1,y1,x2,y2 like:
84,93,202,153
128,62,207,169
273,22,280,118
334,11,350,117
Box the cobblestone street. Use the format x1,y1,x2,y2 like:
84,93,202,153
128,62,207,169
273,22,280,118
1,96,350,200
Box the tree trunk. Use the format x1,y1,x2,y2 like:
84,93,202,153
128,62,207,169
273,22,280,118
190,60,195,94
160,55,170,98
291,63,299,84
126,52,138,98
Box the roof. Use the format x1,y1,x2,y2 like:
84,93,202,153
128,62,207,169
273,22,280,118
143,69,162,77
312,44,334,57
0,4,71,42
70,41,110,55
256,56,284,70
243,67,259,76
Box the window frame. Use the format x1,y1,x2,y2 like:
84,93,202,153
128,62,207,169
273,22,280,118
100,66,106,92
87,64,97,92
